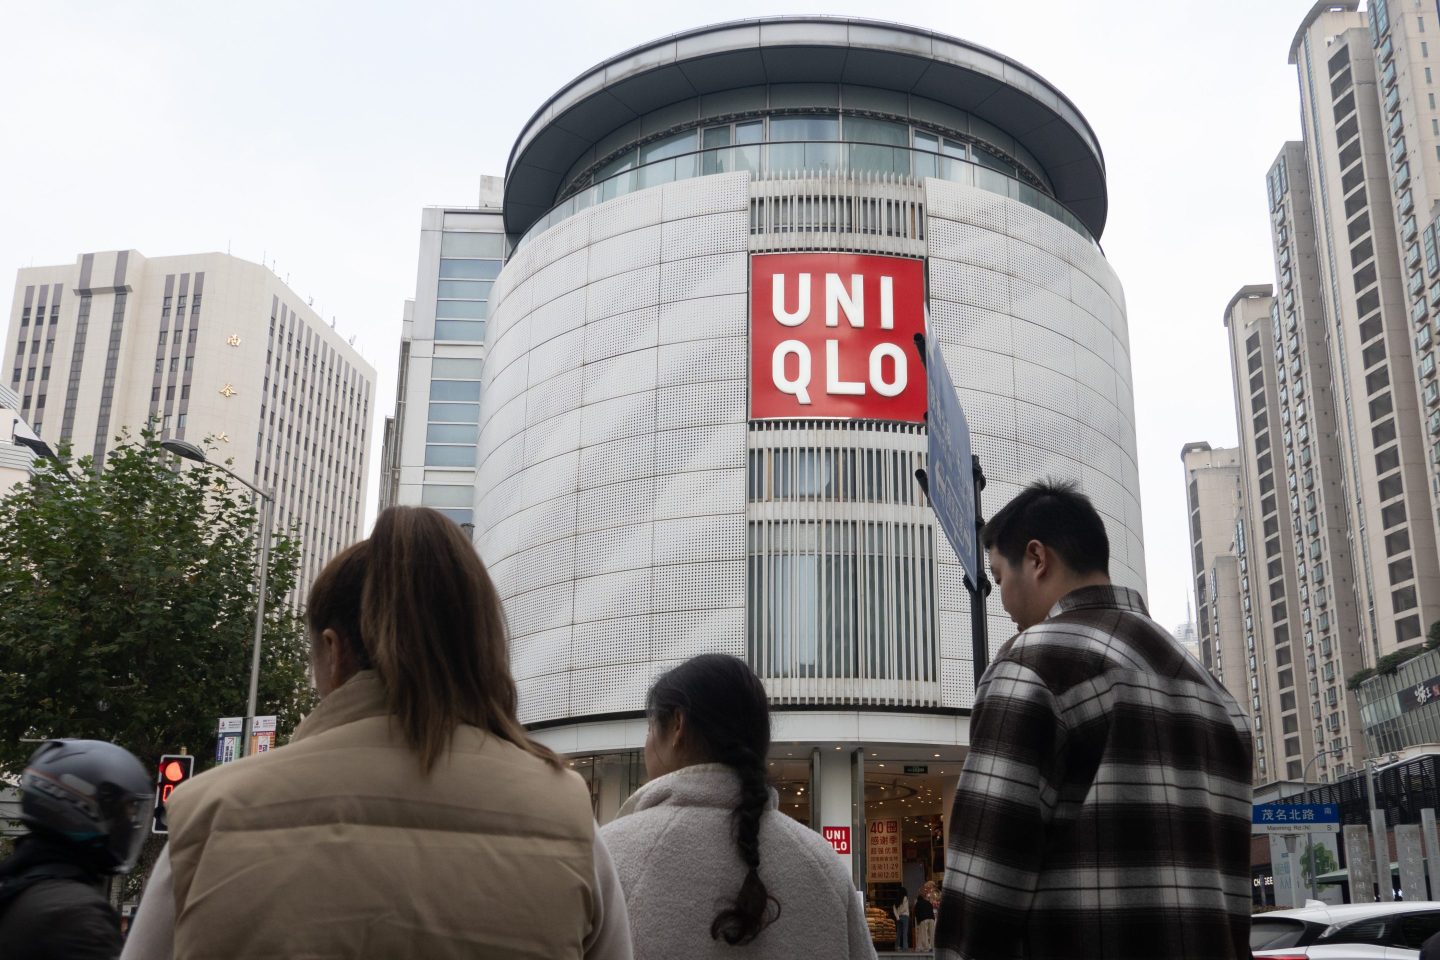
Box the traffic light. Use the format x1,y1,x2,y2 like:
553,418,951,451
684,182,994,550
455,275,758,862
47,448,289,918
151,754,195,834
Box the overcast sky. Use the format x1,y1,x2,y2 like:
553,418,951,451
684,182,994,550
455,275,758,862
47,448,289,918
0,1,1319,631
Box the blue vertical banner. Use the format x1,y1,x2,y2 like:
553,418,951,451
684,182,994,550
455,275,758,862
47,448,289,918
215,717,243,765
924,327,979,589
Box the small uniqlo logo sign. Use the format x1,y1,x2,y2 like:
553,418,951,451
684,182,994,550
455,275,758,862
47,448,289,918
823,826,851,854
750,253,926,422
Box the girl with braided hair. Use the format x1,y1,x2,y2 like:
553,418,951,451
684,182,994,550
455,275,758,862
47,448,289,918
602,654,875,959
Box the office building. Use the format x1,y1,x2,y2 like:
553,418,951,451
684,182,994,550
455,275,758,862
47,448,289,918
5,250,375,596
379,179,505,525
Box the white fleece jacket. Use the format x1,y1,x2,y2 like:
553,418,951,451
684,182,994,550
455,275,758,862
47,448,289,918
600,763,876,960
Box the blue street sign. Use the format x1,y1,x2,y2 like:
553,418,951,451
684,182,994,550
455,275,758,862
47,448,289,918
1252,802,1341,834
925,329,979,589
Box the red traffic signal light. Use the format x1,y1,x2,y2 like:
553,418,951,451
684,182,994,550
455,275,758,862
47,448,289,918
151,753,195,834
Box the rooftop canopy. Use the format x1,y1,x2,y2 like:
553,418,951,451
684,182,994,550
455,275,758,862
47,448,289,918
504,17,1109,239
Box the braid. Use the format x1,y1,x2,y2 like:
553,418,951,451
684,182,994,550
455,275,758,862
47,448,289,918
710,748,781,945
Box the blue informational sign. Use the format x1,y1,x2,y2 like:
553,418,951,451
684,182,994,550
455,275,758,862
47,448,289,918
1252,802,1341,834
925,329,979,589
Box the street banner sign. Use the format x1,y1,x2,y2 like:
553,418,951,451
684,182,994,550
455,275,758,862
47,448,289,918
750,253,926,422
1253,802,1341,834
823,826,851,854
924,329,979,589
867,818,902,883
250,715,278,755
215,717,243,765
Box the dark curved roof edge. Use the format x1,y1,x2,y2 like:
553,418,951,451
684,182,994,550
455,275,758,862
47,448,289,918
503,16,1110,239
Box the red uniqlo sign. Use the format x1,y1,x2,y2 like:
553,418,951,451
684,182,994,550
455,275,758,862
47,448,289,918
823,825,852,854
750,253,926,421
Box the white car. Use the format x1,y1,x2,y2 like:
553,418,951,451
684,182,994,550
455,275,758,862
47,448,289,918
1252,900,1440,958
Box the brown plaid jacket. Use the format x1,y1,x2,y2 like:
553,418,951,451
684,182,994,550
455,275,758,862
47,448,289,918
935,585,1253,959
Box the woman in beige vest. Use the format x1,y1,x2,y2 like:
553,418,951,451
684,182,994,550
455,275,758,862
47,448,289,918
122,506,632,960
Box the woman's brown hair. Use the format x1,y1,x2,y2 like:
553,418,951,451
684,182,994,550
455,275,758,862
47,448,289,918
306,505,560,773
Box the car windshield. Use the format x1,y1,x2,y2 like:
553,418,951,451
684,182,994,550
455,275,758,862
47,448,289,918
1251,917,1311,949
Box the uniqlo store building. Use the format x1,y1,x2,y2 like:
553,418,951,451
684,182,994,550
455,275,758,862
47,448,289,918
471,16,1144,940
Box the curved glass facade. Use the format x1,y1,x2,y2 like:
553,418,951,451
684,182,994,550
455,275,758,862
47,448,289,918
518,110,1097,248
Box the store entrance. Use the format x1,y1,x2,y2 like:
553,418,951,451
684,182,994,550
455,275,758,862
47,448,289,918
862,757,959,956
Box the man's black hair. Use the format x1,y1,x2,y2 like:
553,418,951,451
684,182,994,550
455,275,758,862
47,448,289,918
980,480,1109,576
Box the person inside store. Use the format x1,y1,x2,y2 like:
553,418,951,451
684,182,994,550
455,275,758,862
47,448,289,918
119,505,633,960
0,739,153,960
602,654,877,959
934,481,1252,960
913,881,936,951
891,887,911,951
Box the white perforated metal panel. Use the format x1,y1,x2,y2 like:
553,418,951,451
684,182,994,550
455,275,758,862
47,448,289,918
478,173,1138,727
583,307,659,365
659,252,748,304
576,477,657,536
587,265,661,323
655,380,745,432
661,171,748,219
589,225,662,283
661,212,748,262
657,294,747,344
656,337,747,389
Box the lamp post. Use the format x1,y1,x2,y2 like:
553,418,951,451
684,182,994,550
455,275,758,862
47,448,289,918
161,438,274,758
1297,746,1348,901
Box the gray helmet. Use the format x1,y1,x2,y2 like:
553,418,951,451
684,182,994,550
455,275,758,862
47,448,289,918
19,739,152,874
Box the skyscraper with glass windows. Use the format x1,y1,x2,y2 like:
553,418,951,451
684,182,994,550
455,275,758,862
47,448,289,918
379,180,504,526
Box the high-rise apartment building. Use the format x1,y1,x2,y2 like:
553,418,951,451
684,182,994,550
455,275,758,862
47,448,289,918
5,250,375,595
379,179,504,527
1181,441,1262,777
1222,288,1300,783
1263,139,1370,781
1369,1,1440,580
1292,2,1440,661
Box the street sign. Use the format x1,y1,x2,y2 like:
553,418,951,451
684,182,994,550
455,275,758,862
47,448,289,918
823,826,851,854
924,329,979,589
1253,802,1341,834
249,715,278,756
215,717,243,765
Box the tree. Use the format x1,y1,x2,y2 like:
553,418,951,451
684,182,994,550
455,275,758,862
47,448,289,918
0,426,316,778
1300,840,1338,888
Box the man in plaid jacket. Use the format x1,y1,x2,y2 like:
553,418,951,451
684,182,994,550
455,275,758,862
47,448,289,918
935,481,1252,959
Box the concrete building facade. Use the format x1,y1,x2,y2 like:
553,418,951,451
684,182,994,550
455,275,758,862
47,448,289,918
5,251,375,594
453,17,1144,911
1181,441,1260,777
1222,289,1299,784
1291,2,1440,663
0,383,37,498
1367,1,1440,584
1263,139,1370,782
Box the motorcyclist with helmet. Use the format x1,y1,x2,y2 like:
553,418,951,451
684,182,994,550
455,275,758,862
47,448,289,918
0,739,153,959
